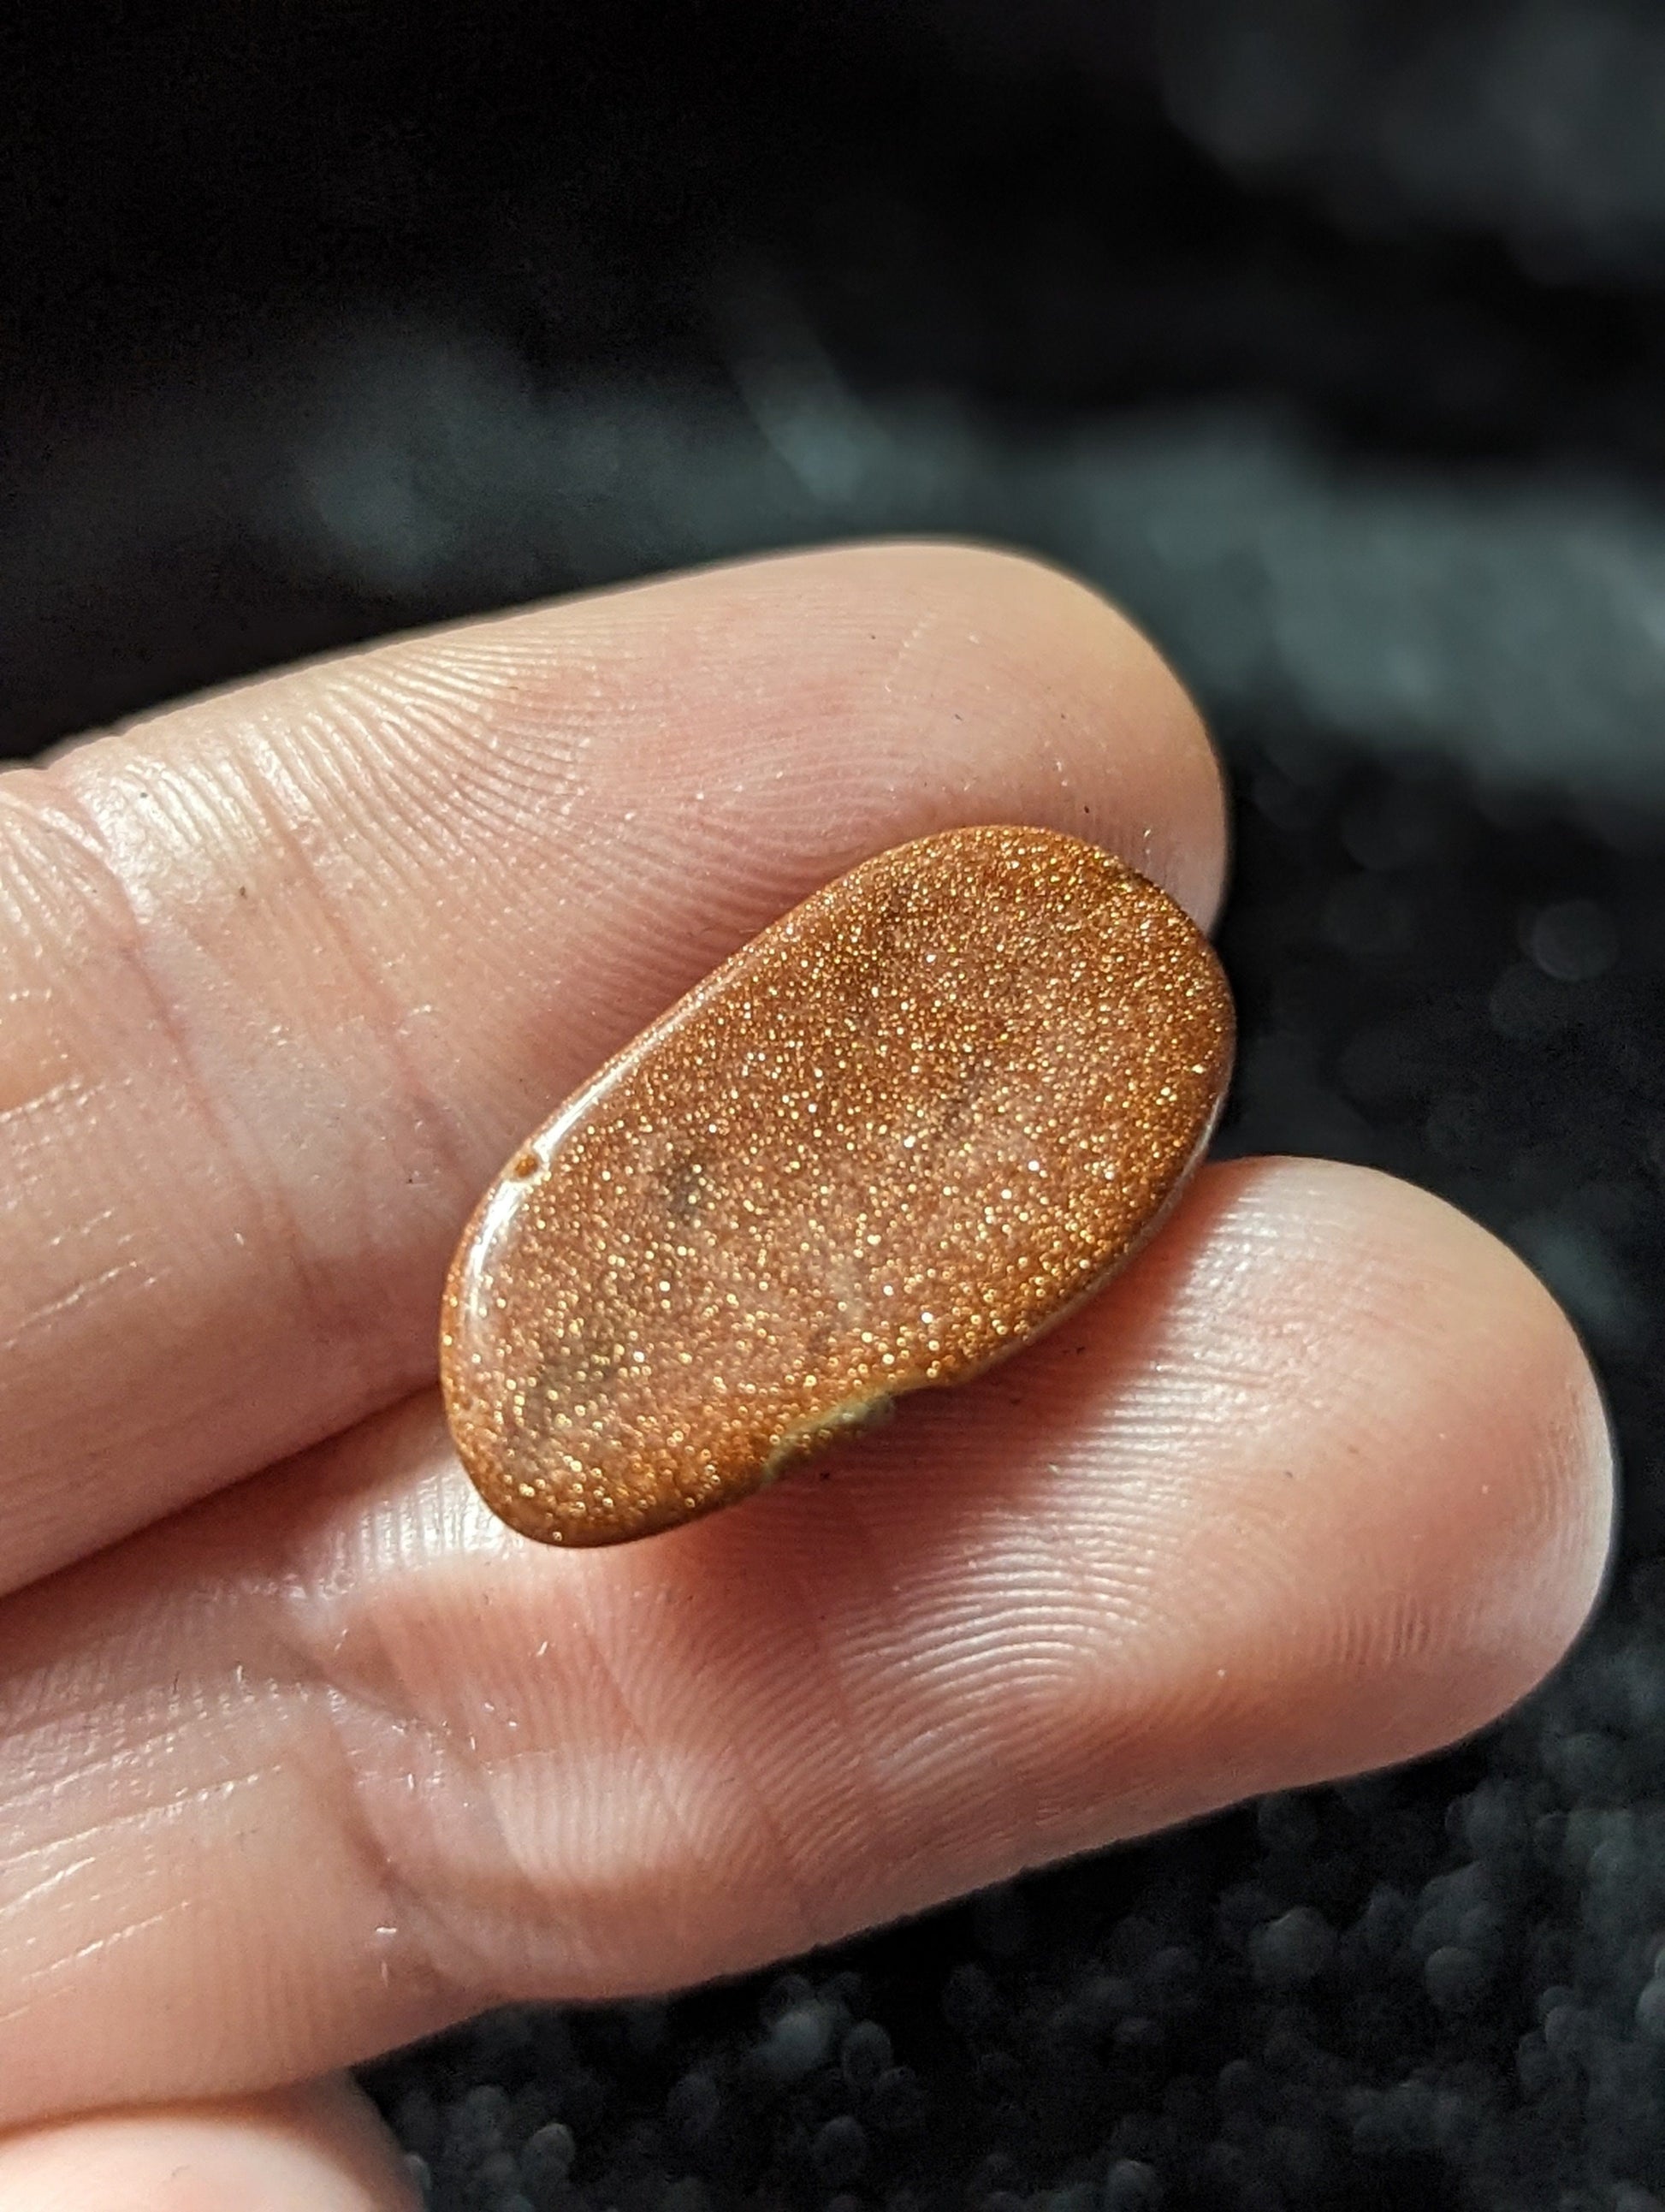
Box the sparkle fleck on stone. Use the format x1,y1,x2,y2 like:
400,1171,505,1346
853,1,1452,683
440,825,1234,1545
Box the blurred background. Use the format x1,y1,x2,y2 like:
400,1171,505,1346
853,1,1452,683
7,3,1665,2207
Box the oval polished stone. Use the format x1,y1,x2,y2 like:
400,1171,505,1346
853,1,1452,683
441,825,1234,1545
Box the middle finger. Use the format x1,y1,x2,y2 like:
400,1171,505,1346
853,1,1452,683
0,1157,1609,2124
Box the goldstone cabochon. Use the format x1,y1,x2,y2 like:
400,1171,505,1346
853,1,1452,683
441,825,1235,1545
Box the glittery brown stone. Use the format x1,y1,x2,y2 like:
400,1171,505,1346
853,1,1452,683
441,825,1234,1545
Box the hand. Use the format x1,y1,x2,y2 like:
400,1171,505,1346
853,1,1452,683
0,545,1611,2209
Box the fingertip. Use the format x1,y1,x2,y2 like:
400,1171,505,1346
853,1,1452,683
1396,1170,1615,1711
0,2082,419,2212
1188,1159,1616,1771
793,539,1226,927
965,540,1227,929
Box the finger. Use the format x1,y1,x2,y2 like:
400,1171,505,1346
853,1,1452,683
0,542,1222,1595
0,1158,1609,2125
0,2079,417,2210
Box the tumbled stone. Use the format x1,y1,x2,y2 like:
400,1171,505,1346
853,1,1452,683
441,824,1234,1545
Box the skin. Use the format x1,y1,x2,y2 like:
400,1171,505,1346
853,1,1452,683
0,543,1613,2208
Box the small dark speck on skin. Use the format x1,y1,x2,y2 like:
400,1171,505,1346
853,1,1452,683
237,885,249,899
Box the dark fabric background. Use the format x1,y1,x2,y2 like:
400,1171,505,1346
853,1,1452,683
7,5,1665,2207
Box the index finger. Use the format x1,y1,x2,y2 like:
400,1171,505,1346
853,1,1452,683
0,542,1224,1593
